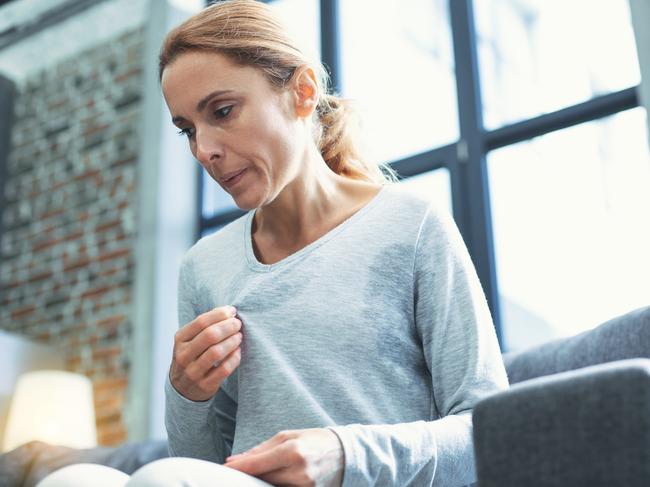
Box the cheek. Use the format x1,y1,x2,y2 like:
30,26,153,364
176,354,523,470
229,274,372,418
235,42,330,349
247,108,297,165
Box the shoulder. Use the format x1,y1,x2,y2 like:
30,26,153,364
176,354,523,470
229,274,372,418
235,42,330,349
181,211,250,268
379,182,452,232
372,183,465,257
380,182,432,211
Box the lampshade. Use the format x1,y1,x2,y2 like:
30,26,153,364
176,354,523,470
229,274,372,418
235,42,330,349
2,370,97,452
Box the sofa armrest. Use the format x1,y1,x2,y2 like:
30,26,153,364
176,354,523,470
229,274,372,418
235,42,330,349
472,358,650,487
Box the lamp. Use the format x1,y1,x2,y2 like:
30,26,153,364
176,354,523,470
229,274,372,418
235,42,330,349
2,370,97,452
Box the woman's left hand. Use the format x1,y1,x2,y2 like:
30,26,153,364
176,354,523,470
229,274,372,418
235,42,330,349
224,428,344,487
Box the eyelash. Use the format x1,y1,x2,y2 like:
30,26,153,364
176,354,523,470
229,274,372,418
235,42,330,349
177,105,234,139
215,105,233,119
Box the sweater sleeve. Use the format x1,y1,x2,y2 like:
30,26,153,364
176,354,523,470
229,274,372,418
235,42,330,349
164,253,239,463
328,205,509,486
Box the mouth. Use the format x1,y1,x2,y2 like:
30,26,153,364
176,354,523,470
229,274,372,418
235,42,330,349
221,168,247,188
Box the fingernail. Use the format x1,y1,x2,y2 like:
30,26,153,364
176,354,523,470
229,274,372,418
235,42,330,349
229,306,237,316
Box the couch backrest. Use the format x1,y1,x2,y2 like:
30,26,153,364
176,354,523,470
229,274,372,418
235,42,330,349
502,306,650,384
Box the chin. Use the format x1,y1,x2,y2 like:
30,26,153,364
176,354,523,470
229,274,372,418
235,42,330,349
231,192,263,211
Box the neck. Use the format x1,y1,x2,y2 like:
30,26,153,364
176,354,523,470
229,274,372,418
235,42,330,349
253,148,380,247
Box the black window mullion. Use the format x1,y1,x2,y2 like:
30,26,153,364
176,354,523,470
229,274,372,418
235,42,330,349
485,87,639,151
449,0,503,343
320,0,341,94
390,144,455,178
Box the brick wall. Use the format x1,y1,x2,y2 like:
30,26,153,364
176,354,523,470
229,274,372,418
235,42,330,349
0,28,144,446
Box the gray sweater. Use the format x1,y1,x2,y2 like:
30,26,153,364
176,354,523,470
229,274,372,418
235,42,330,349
165,183,509,486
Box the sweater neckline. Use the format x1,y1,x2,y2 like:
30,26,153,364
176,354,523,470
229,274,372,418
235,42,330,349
244,185,389,272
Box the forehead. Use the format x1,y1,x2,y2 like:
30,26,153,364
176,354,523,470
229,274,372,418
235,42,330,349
161,51,270,107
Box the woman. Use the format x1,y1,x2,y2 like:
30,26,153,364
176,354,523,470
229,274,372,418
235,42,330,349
38,1,508,486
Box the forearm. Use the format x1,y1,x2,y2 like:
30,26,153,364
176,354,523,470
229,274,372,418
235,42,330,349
165,375,230,463
328,413,475,487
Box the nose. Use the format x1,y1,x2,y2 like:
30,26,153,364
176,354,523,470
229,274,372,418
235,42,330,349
194,126,224,165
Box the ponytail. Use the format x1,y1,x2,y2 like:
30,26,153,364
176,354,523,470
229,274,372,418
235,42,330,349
316,94,399,184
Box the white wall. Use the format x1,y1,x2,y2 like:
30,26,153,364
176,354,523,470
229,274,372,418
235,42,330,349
131,0,200,441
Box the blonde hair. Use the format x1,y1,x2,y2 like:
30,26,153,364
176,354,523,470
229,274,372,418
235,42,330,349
159,0,398,184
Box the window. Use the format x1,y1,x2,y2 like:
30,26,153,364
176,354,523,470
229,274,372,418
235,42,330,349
202,168,236,219
489,107,650,350
399,168,452,216
198,0,647,351
339,0,458,163
272,0,321,61
475,0,641,129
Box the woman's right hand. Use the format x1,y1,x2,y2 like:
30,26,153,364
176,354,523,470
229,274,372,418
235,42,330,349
169,305,243,402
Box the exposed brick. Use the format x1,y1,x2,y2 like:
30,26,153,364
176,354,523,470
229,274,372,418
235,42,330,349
95,395,125,418
1,28,144,447
27,271,53,283
97,427,127,447
73,169,102,182
34,331,51,341
63,255,91,272
41,208,65,220
94,376,128,394
97,248,131,262
96,220,122,233
10,305,36,319
83,124,109,137
66,355,82,368
97,314,127,328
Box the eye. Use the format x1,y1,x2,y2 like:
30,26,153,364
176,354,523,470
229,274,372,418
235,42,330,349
177,127,195,139
214,105,233,119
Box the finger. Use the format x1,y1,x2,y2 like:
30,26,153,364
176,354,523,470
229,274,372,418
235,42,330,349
199,331,243,369
175,305,237,342
174,318,242,370
180,318,242,370
257,466,303,486
190,347,241,390
198,346,242,389
224,441,294,476
226,430,295,462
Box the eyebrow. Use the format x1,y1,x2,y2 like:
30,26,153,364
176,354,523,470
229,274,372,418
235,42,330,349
171,89,235,125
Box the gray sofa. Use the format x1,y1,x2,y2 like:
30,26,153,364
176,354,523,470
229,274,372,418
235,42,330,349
474,305,650,487
1,306,648,486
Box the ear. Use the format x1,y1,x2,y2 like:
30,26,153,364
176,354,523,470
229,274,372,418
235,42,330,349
291,65,319,119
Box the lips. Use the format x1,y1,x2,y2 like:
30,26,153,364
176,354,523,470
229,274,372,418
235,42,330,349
221,169,246,183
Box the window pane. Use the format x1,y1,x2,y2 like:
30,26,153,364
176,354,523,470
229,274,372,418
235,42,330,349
201,168,236,219
340,0,459,164
399,168,452,217
270,0,320,61
488,107,650,351
475,0,641,129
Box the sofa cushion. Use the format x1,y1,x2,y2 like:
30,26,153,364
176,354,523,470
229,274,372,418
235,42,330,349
502,305,650,384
